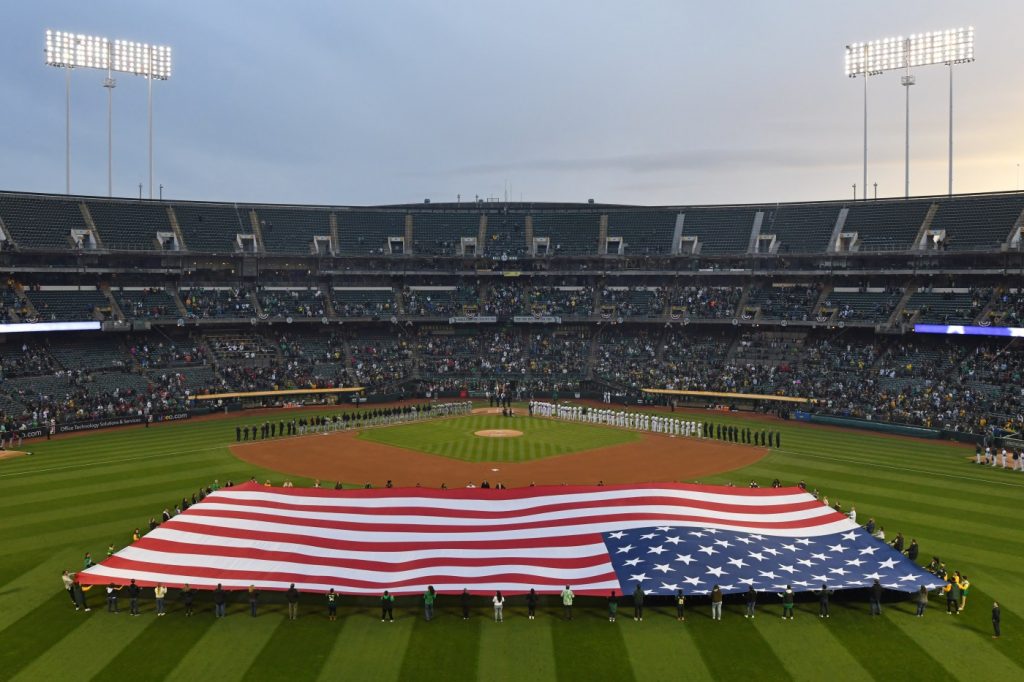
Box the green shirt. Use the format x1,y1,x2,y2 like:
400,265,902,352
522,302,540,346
562,589,574,605
424,591,436,605
381,594,394,605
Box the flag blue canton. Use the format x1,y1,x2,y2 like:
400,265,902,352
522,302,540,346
602,526,942,596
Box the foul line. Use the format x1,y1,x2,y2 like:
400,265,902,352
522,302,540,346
772,447,1024,488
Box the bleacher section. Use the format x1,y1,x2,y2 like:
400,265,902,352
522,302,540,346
601,288,663,318
904,290,986,323
331,288,396,317
605,211,676,255
48,336,130,371
746,285,819,321
762,204,839,254
842,200,930,251
114,288,177,319
251,207,332,255
680,207,758,255
256,289,328,318
483,212,527,258
174,203,249,253
336,211,406,255
930,194,1024,251
26,288,110,321
822,288,902,322
403,286,479,317
87,201,172,251
530,213,600,256
0,194,86,249
411,213,480,256
181,288,254,318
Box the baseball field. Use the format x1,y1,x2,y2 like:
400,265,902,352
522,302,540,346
1,404,1021,681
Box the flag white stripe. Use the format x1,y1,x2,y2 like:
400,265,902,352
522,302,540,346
191,501,838,527
78,564,621,594
113,547,615,582
175,510,859,541
208,487,815,511
148,527,611,561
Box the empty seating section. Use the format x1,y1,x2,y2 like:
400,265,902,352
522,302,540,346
0,286,19,322
88,201,171,250
842,201,930,251
905,290,986,323
747,285,820,320
181,288,253,318
331,288,395,317
668,286,741,319
252,207,332,254
403,287,478,317
930,195,1024,251
527,287,594,316
337,211,405,255
530,214,600,255
257,289,327,318
146,365,218,390
602,288,663,318
412,213,480,256
483,213,527,258
278,331,346,364
681,208,757,255
823,289,902,322
762,204,839,254
48,337,130,371
114,288,177,319
605,211,676,255
174,203,248,252
0,194,85,249
26,288,110,321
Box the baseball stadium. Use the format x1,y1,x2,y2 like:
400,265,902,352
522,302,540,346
2,3,1023,682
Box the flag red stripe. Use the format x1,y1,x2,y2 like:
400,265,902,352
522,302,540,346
92,556,619,590
131,538,611,571
161,519,608,552
184,507,841,534
206,494,826,519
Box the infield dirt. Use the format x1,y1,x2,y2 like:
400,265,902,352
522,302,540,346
231,426,767,487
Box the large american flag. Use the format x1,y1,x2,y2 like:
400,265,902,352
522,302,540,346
78,482,939,594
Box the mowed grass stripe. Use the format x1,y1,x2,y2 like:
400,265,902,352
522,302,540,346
0,593,89,682
751,605,875,682
95,609,215,680
10,600,151,682
476,603,557,682
163,610,284,682
242,608,339,681
549,608,635,681
617,609,716,681
685,604,791,681
317,608,416,682
398,608,482,681
814,599,954,680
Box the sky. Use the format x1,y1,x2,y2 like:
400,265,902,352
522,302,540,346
2,1,1022,206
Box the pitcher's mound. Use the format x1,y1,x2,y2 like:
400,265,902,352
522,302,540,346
474,429,523,438
0,450,29,461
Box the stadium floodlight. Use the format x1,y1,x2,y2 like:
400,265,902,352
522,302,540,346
845,27,974,198
44,30,173,198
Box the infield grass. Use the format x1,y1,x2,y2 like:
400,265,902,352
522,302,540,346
357,414,640,461
0,403,1021,681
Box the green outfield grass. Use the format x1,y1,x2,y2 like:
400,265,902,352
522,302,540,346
358,414,640,460
0,404,1021,681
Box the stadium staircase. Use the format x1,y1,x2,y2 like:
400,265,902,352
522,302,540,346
98,283,126,321
169,286,189,318
524,216,534,254
887,285,918,328
811,285,832,320
166,206,188,251
971,289,1000,325
79,204,105,250
477,215,488,256
248,209,266,253
11,282,39,321
912,203,940,250
329,214,340,256
598,216,608,255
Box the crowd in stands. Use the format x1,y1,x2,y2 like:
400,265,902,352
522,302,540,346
0,323,1020,438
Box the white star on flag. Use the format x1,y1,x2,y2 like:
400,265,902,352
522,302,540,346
676,554,696,565
653,563,674,574
706,566,727,577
